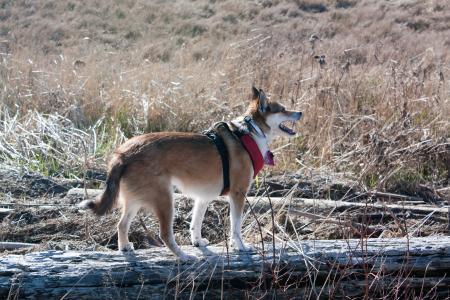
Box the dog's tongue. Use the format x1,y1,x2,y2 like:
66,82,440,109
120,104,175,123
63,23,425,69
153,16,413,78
264,151,275,166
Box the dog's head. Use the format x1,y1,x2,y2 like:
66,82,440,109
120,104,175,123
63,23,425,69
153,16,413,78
246,87,302,140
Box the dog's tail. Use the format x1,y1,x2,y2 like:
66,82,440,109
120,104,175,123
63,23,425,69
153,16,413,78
79,154,125,215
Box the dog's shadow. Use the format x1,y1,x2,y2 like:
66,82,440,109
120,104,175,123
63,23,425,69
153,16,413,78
118,245,258,267
196,245,258,265
196,245,217,257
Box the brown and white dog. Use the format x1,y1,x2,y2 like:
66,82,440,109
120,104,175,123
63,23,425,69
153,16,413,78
80,87,302,261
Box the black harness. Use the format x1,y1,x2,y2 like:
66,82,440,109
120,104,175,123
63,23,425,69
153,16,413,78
203,122,234,196
203,119,256,196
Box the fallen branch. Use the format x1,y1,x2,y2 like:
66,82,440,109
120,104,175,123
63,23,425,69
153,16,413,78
0,242,36,250
296,198,449,214
66,188,102,200
290,210,384,236
0,208,13,219
66,188,450,215
368,191,424,202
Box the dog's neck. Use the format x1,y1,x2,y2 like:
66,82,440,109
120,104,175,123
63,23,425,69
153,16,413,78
244,119,268,148
246,118,266,139
250,131,270,156
231,117,273,164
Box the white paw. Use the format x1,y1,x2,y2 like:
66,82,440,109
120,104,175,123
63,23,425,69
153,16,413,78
192,238,210,247
119,242,134,252
231,240,255,252
178,252,198,262
237,243,255,252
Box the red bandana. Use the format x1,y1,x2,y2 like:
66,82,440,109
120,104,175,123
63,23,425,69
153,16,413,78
239,135,274,178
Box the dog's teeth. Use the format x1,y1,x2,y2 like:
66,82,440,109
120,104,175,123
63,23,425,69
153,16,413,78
280,121,296,135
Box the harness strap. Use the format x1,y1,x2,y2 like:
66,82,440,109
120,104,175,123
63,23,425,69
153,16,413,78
203,120,273,195
203,123,230,196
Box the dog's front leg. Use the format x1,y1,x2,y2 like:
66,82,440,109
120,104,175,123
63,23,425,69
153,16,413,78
229,193,254,252
190,199,211,247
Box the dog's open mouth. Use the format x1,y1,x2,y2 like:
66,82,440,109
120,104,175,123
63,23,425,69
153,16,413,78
279,121,296,135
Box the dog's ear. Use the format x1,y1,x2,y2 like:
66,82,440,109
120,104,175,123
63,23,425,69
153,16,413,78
251,86,268,112
252,86,260,100
258,89,268,113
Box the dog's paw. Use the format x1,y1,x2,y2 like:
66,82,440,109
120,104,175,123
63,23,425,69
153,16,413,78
231,241,255,252
119,242,135,252
193,238,210,247
178,252,198,262
237,243,255,252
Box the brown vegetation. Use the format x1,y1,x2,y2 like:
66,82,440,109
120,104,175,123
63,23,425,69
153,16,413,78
1,0,449,193
0,1,449,297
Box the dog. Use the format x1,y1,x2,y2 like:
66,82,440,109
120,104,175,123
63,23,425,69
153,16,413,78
80,87,302,261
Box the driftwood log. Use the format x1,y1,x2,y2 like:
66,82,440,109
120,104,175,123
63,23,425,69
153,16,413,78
1,236,449,299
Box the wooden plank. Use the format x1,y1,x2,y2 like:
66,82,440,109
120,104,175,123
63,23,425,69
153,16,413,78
1,236,449,299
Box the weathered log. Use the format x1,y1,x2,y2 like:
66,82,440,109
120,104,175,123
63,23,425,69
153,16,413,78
1,236,449,299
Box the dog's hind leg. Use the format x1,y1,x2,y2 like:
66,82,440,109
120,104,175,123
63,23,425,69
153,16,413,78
153,190,197,261
190,199,211,247
117,201,140,252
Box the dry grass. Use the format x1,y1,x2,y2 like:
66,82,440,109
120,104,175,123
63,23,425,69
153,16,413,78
0,110,125,177
2,0,450,195
0,1,450,189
